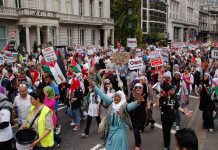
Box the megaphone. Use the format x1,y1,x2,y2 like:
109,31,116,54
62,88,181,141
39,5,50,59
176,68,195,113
152,82,162,93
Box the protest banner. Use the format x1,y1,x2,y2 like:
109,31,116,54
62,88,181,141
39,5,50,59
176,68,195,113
211,49,218,59
161,48,169,63
135,49,142,58
42,46,57,62
112,52,130,64
127,38,137,48
149,50,164,67
128,58,143,70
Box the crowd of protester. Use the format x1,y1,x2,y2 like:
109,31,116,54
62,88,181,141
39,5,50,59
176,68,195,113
1,43,217,150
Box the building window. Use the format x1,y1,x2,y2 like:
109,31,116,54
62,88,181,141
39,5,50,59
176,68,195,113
91,30,95,45
51,28,56,45
99,2,103,18
67,29,72,46
15,0,22,8
0,26,7,50
79,0,83,16
143,22,147,32
90,0,93,17
0,0,4,6
79,29,84,46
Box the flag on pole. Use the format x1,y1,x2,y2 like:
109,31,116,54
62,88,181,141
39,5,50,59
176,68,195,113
71,57,82,73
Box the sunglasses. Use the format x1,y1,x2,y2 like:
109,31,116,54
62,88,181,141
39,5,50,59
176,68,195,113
105,83,111,85
19,84,27,87
43,75,50,79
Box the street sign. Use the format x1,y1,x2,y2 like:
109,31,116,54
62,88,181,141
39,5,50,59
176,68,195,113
211,49,218,59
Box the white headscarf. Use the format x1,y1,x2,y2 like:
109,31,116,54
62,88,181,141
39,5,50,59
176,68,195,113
112,91,126,111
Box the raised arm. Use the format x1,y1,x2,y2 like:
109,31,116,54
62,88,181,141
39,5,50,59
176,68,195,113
94,86,112,105
127,101,139,112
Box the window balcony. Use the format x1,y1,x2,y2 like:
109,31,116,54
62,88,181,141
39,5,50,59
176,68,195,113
0,7,114,26
0,7,59,19
18,8,59,19
0,7,19,19
59,13,114,25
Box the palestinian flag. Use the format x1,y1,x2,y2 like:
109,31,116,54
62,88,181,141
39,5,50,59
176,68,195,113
71,57,82,73
41,62,65,85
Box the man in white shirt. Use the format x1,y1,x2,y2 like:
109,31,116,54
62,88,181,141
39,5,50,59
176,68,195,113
0,93,13,150
13,84,31,127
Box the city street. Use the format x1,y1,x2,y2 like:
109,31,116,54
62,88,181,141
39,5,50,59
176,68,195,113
33,96,218,150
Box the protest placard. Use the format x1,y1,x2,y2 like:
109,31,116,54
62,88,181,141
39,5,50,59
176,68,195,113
149,50,164,67
42,46,57,62
128,58,143,70
112,52,130,64
127,38,137,48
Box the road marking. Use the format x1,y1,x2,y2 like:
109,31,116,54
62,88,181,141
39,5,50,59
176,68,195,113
155,123,176,134
189,95,200,99
58,106,67,111
90,144,101,150
12,106,67,128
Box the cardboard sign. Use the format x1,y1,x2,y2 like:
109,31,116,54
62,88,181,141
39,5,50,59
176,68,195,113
149,50,164,67
112,52,130,64
127,38,137,48
42,47,57,62
211,49,218,59
128,58,143,70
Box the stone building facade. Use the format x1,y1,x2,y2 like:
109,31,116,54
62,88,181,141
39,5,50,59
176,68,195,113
0,0,114,52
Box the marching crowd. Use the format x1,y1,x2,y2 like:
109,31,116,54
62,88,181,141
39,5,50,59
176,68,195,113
1,44,218,150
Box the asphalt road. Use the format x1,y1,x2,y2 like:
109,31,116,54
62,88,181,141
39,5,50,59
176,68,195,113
13,95,218,150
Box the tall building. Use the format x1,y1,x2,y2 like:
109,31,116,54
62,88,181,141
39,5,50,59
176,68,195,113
167,0,200,42
198,4,218,41
141,0,167,34
200,0,218,6
0,0,114,52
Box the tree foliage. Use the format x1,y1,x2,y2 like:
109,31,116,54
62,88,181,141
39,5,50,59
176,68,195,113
111,0,142,47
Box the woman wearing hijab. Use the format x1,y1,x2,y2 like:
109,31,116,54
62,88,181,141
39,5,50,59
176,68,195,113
87,77,144,150
198,73,215,133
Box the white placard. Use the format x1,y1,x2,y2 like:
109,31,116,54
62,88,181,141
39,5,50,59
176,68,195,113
211,49,218,59
127,38,137,48
42,47,57,62
128,58,143,70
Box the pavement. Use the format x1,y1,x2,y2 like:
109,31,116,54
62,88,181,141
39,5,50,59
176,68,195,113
12,95,218,150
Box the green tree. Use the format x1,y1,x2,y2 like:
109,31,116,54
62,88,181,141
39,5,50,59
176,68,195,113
111,0,142,47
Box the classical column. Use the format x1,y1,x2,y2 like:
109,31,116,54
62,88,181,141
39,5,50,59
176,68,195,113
104,29,108,49
84,0,89,16
47,26,51,43
37,25,41,45
56,26,60,45
24,25,31,53
93,0,99,17
111,29,114,46
180,27,184,42
15,27,20,47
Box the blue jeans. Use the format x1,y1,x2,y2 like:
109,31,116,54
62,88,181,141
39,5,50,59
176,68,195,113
176,110,181,126
71,108,81,125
